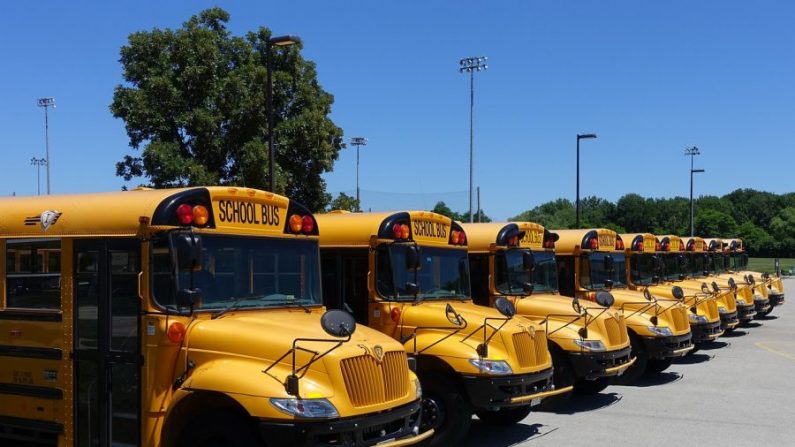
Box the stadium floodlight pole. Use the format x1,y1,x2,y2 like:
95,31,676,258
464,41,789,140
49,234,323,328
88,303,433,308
266,34,302,192
37,97,55,194
459,56,488,223
30,157,47,195
576,133,597,228
349,137,368,205
685,146,704,236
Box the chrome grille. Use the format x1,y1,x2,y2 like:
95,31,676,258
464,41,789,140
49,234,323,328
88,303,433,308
340,351,409,408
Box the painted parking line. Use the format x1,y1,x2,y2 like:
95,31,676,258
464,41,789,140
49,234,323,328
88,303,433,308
755,342,795,362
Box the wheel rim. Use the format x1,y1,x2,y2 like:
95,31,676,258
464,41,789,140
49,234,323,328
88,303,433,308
421,395,446,432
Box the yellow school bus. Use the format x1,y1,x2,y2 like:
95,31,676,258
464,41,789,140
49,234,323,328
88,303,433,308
649,236,726,342
316,211,555,446
720,238,784,315
0,187,430,447
554,229,694,384
462,222,632,397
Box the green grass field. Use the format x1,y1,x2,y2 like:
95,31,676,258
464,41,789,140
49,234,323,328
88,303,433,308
748,258,795,275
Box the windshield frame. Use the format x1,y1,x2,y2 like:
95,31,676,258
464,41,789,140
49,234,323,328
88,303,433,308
150,231,323,314
375,242,472,302
580,252,628,290
494,248,535,296
630,253,661,286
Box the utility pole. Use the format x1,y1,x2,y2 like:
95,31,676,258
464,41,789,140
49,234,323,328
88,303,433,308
31,157,47,195
459,56,487,223
350,137,368,205
476,186,481,222
685,146,705,236
575,133,597,228
37,97,55,194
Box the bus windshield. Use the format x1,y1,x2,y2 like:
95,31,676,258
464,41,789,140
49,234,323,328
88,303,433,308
495,249,532,295
730,253,748,271
662,254,686,281
532,251,559,293
153,233,322,312
376,244,471,301
711,254,726,274
630,253,661,286
688,253,707,277
581,252,627,290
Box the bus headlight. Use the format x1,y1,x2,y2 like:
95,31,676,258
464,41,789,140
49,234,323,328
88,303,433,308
469,359,513,375
574,339,607,352
647,326,673,337
414,378,422,398
689,314,708,324
718,306,727,314
270,398,339,419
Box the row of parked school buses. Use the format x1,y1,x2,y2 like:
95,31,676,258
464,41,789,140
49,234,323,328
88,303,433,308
0,187,785,447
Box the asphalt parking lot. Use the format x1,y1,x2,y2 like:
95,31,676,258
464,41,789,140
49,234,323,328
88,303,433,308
463,278,795,447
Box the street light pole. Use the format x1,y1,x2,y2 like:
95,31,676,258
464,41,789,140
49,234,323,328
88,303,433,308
459,56,487,223
350,137,368,204
575,133,597,228
37,97,55,194
266,34,301,192
31,157,47,195
685,146,704,236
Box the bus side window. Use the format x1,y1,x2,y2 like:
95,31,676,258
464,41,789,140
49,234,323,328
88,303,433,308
6,239,61,309
320,251,342,310
556,256,575,297
468,254,489,306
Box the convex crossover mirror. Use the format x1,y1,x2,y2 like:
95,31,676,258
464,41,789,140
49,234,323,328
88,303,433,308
672,286,685,300
321,310,357,337
595,291,615,307
494,297,516,318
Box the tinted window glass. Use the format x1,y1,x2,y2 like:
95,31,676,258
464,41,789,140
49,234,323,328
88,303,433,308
6,239,61,309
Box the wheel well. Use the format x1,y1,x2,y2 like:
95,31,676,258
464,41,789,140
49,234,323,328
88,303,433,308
160,390,251,447
415,354,457,377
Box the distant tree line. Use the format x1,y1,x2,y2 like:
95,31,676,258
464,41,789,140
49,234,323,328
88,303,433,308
507,189,795,257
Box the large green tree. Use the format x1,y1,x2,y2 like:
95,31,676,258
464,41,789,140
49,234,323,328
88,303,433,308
110,8,343,211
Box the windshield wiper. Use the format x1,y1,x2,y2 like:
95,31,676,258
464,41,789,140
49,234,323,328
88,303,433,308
211,296,247,320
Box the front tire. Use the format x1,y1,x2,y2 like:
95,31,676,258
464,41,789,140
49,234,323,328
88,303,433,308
645,358,673,375
475,405,532,426
612,333,647,385
177,411,260,447
536,346,574,410
419,373,472,447
574,377,609,394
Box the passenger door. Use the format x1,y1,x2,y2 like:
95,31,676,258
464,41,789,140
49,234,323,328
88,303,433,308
73,239,141,446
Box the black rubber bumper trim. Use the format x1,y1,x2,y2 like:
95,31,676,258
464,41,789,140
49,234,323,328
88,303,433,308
0,383,62,400
641,333,693,359
690,321,722,343
0,311,62,322
719,310,739,330
257,399,422,447
567,346,633,380
0,345,62,360
461,367,554,409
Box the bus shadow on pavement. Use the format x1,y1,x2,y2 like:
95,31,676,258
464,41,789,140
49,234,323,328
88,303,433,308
536,392,622,415
757,315,779,321
743,322,763,328
722,330,748,338
629,371,683,388
671,353,713,365
700,341,729,350
463,422,551,446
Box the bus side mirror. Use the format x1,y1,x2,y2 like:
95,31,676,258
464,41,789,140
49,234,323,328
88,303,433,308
522,251,535,272
177,288,204,308
678,274,686,281
604,279,614,290
404,282,420,296
405,245,421,270
595,291,615,307
172,232,203,271
604,255,615,273
522,282,535,295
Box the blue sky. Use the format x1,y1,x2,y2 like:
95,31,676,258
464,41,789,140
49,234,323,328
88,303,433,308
2,1,793,219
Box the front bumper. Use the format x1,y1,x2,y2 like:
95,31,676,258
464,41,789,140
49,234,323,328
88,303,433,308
257,399,428,447
736,303,757,320
641,333,693,359
719,310,739,331
690,320,723,343
754,298,771,315
461,367,556,409
568,346,634,380
769,292,785,307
